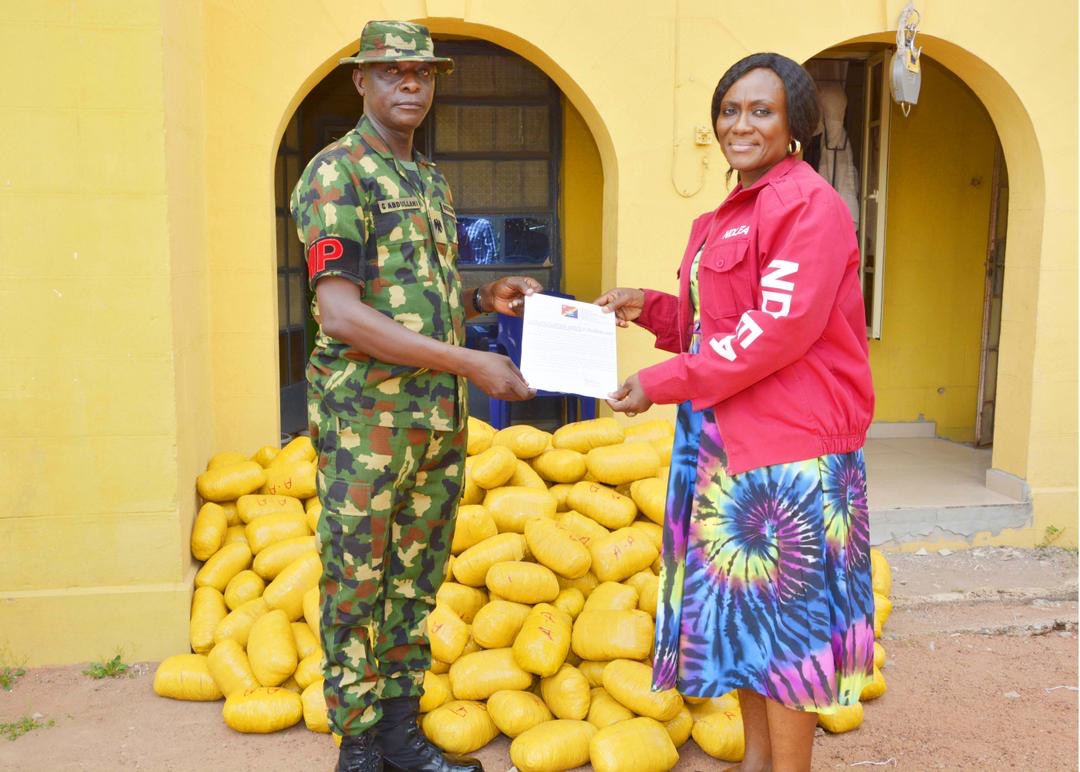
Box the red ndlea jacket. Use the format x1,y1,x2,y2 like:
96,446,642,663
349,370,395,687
636,155,875,475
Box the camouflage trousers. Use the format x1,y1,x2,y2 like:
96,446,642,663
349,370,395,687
311,407,465,737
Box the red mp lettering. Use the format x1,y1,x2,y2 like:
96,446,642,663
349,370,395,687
307,238,345,278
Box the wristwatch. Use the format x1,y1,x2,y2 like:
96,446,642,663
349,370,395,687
472,287,485,313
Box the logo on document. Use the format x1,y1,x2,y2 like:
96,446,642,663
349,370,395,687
560,305,579,319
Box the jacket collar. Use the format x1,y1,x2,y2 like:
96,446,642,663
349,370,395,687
353,114,433,167
728,154,801,199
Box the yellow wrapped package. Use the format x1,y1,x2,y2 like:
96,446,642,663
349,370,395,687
530,449,587,483
483,487,557,533
552,587,585,619
629,520,663,551
469,445,517,489
466,415,496,456
874,641,886,669
208,450,249,470
190,586,228,655
306,502,321,533
509,459,547,490
486,561,560,604
427,605,470,664
207,638,259,698
292,621,318,658
686,692,739,719
236,493,304,524
224,570,266,611
692,708,745,761
525,518,592,579
587,686,633,728
197,460,267,502
220,501,241,527
153,654,223,701
251,445,279,468
245,512,310,555
578,660,608,688
629,477,667,526
471,599,532,648
449,648,534,700
556,570,599,599
552,417,624,453
262,459,317,499
590,527,659,582
452,534,527,587
294,653,323,690
513,603,572,677
301,680,330,733
486,689,552,738
585,442,661,486
253,535,317,579
861,666,887,700
492,424,551,459
214,597,269,647
613,626,647,666
451,505,498,555
248,609,298,687
191,502,228,561
461,459,485,505
422,701,499,754
582,581,638,613
539,663,590,720
873,592,892,637
623,419,674,445
567,482,637,530
435,582,488,624
223,524,247,546
510,719,596,772
590,716,679,772
664,705,694,747
547,483,574,512
223,687,304,733
651,437,673,466
419,670,452,713
263,551,322,621
195,541,253,592
276,435,316,466
603,659,682,721
818,702,863,733
870,548,892,595
625,571,660,617
303,586,320,638
556,510,611,548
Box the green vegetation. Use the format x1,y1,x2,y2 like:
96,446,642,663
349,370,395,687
0,666,26,691
83,654,130,680
1,715,55,742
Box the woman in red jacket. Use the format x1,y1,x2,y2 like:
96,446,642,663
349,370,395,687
597,53,875,771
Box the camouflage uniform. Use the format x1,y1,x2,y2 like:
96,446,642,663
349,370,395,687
291,108,465,736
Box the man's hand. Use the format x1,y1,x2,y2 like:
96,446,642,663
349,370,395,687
593,287,646,328
463,348,536,401
606,372,652,417
477,276,543,317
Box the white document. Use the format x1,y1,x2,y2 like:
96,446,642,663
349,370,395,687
519,293,619,400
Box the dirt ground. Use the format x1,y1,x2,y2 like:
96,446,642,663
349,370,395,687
1,547,1076,772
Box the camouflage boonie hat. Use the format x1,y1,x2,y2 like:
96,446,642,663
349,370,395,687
339,20,454,73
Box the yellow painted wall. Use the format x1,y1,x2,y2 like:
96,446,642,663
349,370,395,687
560,97,604,302
868,57,998,442
0,0,1074,665
0,1,200,665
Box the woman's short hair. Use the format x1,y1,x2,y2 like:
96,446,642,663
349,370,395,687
711,52,820,147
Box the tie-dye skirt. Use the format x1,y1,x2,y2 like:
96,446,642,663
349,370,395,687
651,402,875,713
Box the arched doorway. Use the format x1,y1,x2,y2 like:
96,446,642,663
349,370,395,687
800,43,1010,448
273,36,605,434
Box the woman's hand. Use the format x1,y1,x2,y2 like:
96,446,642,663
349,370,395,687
593,287,645,328
606,372,653,417
480,276,543,317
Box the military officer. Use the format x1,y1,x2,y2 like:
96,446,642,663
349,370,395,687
290,20,539,772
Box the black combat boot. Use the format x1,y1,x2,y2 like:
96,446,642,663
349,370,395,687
337,732,383,772
374,696,484,772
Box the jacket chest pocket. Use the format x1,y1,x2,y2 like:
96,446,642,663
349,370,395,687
697,238,756,321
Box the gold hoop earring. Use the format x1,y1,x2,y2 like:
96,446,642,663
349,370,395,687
788,138,802,155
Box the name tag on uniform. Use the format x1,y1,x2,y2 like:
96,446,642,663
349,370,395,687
377,197,423,214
